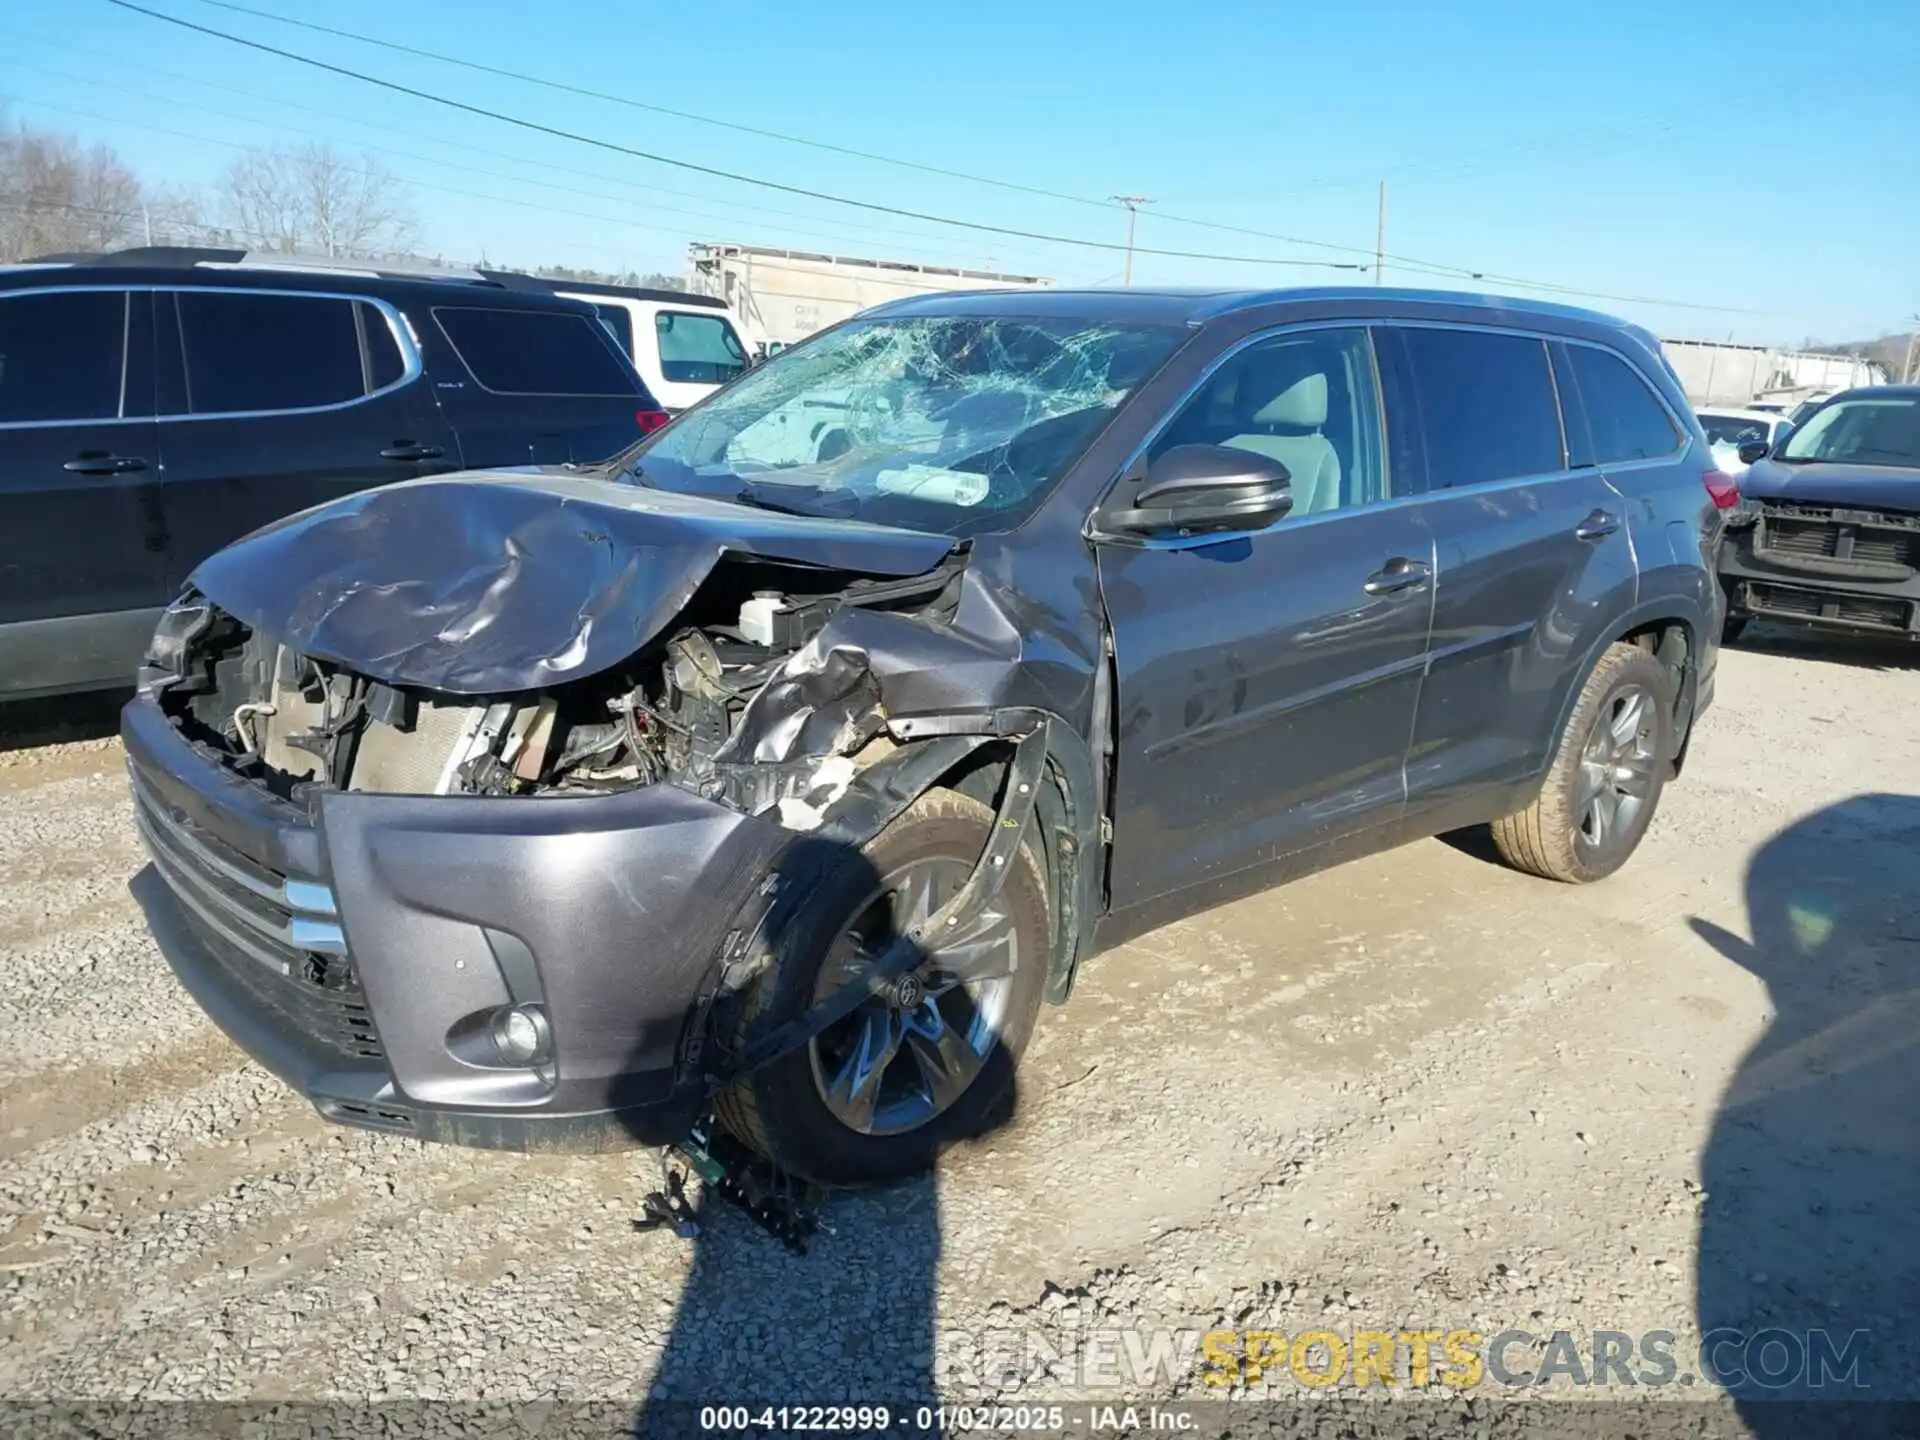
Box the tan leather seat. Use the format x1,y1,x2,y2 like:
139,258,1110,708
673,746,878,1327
1223,371,1342,515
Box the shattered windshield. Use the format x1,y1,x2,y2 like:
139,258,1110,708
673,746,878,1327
623,314,1187,534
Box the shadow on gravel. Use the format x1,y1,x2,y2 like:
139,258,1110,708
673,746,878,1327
1690,792,1920,1432
0,689,130,753
632,836,1025,1438
1728,620,1920,673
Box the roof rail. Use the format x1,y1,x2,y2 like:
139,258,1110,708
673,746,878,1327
203,251,502,284
17,246,519,287
475,270,722,306
25,245,247,267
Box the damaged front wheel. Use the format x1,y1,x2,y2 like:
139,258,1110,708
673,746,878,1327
713,789,1050,1186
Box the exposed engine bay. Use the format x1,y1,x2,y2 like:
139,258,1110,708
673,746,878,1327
153,553,967,831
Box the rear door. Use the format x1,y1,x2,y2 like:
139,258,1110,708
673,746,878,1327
1098,324,1436,907
0,286,168,696
427,304,654,465
1380,324,1639,813
154,287,458,588
1553,337,1706,600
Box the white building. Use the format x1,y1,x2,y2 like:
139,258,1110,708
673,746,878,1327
688,243,1051,349
1660,338,1889,409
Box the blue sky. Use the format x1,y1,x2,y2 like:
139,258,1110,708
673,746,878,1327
2,0,1914,345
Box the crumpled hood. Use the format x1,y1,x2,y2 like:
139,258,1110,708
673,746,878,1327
189,470,957,694
1739,459,1920,513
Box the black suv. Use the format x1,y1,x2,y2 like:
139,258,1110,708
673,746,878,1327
0,247,667,701
1717,385,1920,643
124,286,1728,1185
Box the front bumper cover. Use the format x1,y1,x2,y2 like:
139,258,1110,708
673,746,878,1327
1718,510,1920,638
123,692,791,1151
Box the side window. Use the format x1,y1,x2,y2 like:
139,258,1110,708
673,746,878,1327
1560,344,1681,464
594,304,636,358
655,311,748,385
1384,326,1564,488
1148,327,1385,516
176,292,365,414
0,290,128,424
433,307,643,397
359,302,407,391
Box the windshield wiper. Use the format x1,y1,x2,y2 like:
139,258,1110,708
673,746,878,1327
732,486,817,516
731,481,862,519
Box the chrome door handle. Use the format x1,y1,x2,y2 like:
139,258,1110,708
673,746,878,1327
64,454,147,475
1576,510,1621,540
1363,557,1432,595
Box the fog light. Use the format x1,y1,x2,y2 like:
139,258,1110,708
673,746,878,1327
490,1003,552,1066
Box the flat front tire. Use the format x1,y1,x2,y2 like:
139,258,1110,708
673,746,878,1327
713,789,1050,1186
1490,642,1674,884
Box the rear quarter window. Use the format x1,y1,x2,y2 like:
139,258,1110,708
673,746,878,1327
1558,344,1680,465
593,304,636,358
433,306,642,397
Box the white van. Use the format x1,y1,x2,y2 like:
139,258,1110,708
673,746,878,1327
552,283,754,413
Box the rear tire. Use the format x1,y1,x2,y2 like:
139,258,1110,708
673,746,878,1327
1490,642,1673,884
713,788,1050,1186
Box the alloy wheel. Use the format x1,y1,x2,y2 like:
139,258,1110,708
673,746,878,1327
807,854,1019,1136
1575,682,1659,855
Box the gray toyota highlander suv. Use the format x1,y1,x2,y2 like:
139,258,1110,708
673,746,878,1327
123,286,1729,1184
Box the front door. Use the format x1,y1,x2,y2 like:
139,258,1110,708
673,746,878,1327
1097,325,1436,909
0,287,169,696
154,288,458,588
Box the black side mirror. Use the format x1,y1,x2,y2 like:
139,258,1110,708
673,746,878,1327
1737,440,1771,466
1109,444,1294,537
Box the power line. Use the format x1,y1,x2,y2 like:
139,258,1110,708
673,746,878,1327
164,0,1776,307
0,28,1076,266
166,0,1462,272
98,0,1368,273
90,1,1778,315
8,64,1053,270
185,0,1133,217
5,96,1035,287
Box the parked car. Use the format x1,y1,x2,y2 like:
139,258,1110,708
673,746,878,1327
0,246,668,702
1698,406,1794,477
1787,392,1837,426
1718,384,1920,644
485,274,754,413
124,286,1727,1185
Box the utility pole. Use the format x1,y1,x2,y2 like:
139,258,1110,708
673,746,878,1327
1903,316,1920,385
1374,182,1386,286
1110,196,1154,286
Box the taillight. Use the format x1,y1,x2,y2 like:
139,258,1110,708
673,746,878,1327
1703,471,1740,510
636,409,671,435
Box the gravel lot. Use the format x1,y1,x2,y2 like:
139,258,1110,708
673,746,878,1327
0,628,1915,1432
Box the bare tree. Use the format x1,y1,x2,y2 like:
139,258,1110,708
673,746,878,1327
218,141,417,257
0,110,146,259
0,109,219,259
